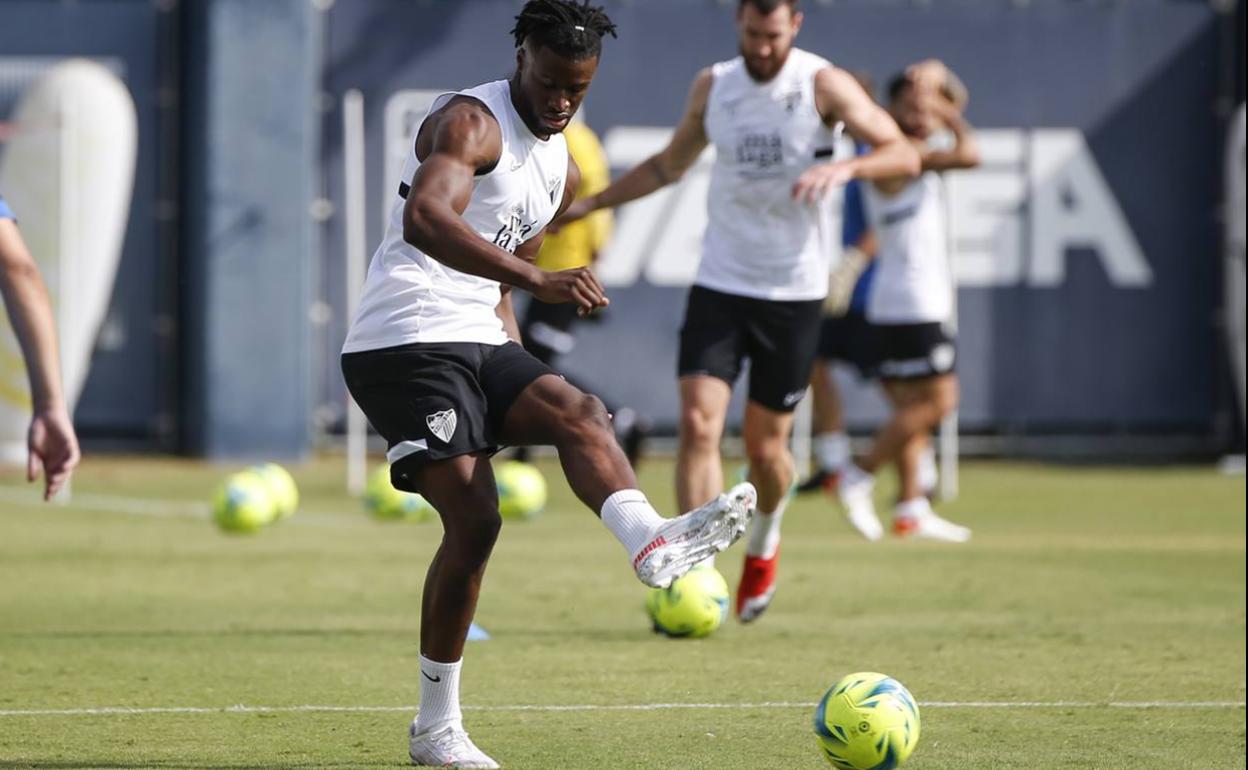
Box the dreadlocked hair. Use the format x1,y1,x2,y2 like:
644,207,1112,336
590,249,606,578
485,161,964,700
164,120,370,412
512,0,617,61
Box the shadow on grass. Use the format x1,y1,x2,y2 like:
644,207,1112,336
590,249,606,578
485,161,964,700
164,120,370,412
0,628,414,640
1,626,652,643
0,761,406,769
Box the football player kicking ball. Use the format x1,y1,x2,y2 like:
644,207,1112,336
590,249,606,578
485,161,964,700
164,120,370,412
340,3,755,767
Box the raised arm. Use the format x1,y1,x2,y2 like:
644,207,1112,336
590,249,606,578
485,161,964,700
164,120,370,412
918,89,981,173
403,98,605,314
561,68,713,221
0,217,80,499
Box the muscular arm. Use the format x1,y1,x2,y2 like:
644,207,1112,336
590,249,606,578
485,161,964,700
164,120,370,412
815,67,920,183
793,67,920,203
405,99,604,313
573,69,713,214
0,218,79,499
402,98,545,292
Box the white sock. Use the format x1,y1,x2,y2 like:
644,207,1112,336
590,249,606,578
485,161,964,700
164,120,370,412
600,489,665,561
918,444,939,493
745,498,788,559
414,654,463,734
813,432,851,473
840,462,874,489
895,497,931,521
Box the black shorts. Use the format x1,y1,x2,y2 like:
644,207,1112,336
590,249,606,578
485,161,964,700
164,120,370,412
678,285,824,412
816,311,877,378
341,341,555,490
872,322,957,381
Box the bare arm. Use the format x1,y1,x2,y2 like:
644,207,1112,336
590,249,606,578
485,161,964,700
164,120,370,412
821,67,921,181
563,69,713,220
0,220,61,412
403,99,605,313
403,99,543,290
0,218,79,499
794,67,920,203
919,96,981,173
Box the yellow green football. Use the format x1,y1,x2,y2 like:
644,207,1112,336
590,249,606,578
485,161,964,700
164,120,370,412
495,460,547,520
364,464,433,522
814,672,921,769
251,463,299,520
645,565,730,638
212,470,278,534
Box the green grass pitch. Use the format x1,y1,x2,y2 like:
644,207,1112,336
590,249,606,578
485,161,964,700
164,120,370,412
0,456,1243,769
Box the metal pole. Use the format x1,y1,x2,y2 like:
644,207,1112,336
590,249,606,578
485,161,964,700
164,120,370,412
343,89,367,496
939,172,959,501
792,386,814,481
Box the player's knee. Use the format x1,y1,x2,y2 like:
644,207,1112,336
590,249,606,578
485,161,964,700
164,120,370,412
743,434,786,470
446,500,502,557
563,392,611,438
926,378,959,420
679,407,720,449
431,480,501,553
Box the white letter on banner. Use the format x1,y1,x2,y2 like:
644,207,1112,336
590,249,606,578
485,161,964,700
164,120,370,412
1028,129,1152,288
946,129,1026,288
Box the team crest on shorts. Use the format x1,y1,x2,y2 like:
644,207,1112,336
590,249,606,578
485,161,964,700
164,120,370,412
426,409,458,443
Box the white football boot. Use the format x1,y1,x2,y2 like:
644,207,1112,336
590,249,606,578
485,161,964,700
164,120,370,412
837,466,883,542
409,723,500,769
633,482,756,589
894,499,972,543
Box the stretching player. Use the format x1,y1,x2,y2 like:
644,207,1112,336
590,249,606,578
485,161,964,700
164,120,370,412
838,60,978,542
340,3,755,766
562,0,919,623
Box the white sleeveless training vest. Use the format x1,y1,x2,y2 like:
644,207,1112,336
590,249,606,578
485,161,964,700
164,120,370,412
864,171,953,324
343,80,568,352
699,47,840,302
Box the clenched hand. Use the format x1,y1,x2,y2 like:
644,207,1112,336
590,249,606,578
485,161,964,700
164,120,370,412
533,266,610,316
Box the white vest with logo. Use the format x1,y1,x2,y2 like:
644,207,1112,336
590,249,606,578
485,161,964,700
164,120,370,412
343,80,567,352
865,171,953,324
699,47,840,301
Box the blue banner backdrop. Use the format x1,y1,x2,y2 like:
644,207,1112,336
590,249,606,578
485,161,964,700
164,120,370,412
322,0,1222,436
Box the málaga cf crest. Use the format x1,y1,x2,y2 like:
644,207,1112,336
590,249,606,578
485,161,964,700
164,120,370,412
426,409,457,444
